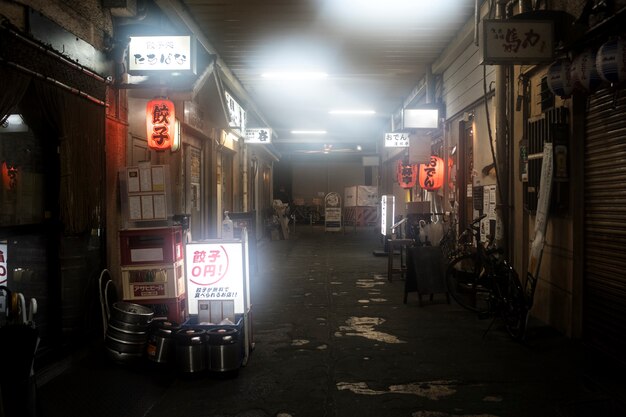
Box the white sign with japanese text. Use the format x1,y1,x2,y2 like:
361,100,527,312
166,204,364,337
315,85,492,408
0,242,7,287
185,241,246,315
245,128,272,143
481,19,553,64
128,36,192,72
384,132,410,148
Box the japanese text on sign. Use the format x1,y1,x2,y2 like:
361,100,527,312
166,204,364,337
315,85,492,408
185,242,246,315
150,103,172,146
0,243,7,286
482,20,553,64
129,36,191,71
245,128,272,143
384,132,410,148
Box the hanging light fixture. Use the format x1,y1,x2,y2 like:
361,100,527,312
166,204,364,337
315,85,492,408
418,156,445,191
146,98,175,150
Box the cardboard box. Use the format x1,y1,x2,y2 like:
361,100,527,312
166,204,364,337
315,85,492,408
344,186,378,207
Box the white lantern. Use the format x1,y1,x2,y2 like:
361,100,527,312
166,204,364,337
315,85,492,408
547,60,574,98
570,50,602,92
596,38,626,85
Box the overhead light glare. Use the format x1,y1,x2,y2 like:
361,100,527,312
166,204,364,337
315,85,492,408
291,130,327,135
329,109,376,115
261,71,328,80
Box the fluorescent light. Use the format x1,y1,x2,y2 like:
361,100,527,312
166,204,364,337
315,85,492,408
291,130,327,135
261,71,328,80
329,109,376,115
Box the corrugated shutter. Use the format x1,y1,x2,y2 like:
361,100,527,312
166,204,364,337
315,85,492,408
584,88,626,366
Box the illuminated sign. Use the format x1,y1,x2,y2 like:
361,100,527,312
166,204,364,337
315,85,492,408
185,241,246,315
146,98,175,150
245,128,272,143
403,108,439,129
128,35,193,72
0,242,7,287
384,132,410,147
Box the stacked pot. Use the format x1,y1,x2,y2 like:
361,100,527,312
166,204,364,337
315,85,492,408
105,302,153,363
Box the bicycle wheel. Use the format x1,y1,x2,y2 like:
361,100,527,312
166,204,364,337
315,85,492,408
445,253,490,313
495,264,529,341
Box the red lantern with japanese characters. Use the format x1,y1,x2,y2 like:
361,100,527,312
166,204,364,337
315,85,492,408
397,160,418,189
146,98,175,150
419,156,445,191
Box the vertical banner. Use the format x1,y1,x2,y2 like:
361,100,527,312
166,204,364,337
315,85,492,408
530,143,553,278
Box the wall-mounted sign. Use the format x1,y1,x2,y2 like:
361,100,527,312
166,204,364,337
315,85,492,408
381,195,395,236
403,108,439,129
128,35,193,73
225,91,246,131
245,128,272,143
146,98,175,150
384,132,410,147
185,241,246,315
480,19,553,64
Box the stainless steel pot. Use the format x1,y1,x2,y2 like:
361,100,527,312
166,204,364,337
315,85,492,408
205,327,241,373
146,321,180,364
111,302,153,326
175,328,206,373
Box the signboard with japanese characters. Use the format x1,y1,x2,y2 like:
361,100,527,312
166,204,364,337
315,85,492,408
481,19,553,64
384,132,410,148
245,128,272,144
0,241,7,287
185,241,246,315
225,91,246,132
128,36,194,73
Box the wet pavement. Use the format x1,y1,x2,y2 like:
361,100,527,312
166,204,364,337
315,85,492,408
36,226,624,417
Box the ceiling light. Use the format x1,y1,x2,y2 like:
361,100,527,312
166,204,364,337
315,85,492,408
329,110,376,115
291,130,327,135
261,71,328,80
356,145,362,151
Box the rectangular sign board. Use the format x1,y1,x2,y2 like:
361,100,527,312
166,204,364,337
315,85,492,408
481,19,554,64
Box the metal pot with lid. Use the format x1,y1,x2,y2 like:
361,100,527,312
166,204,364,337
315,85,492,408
175,328,207,374
205,327,241,373
111,302,154,326
146,321,180,364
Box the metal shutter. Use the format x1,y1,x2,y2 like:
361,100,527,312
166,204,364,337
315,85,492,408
584,88,626,366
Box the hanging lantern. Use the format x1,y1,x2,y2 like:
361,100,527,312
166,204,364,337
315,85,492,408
570,50,602,92
1,162,18,191
146,98,175,150
419,156,445,191
596,38,626,86
396,160,418,189
547,60,574,98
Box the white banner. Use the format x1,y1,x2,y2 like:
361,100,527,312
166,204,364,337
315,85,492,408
530,142,553,277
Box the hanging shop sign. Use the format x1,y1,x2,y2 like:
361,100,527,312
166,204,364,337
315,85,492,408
570,49,602,92
596,38,626,86
384,132,410,147
547,59,574,98
397,160,418,189
128,35,194,73
418,156,445,191
403,108,440,129
146,98,175,150
480,19,553,64
185,241,246,315
245,128,272,143
225,91,246,131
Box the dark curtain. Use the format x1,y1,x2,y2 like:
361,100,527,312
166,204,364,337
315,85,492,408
0,64,31,122
19,77,105,234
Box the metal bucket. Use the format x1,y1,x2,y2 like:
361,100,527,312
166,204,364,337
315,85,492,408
104,317,149,362
110,302,154,326
205,327,241,373
175,328,206,374
146,321,180,364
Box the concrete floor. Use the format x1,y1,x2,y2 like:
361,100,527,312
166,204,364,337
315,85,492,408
36,226,625,417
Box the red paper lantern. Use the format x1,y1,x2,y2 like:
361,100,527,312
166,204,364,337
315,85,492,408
419,156,445,191
397,160,418,189
1,161,18,191
146,98,175,150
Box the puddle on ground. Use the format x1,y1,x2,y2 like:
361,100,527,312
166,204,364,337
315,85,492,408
336,380,457,401
358,299,370,303
291,339,310,346
331,281,343,285
316,344,328,350
316,317,326,321
305,292,312,296
369,298,387,302
356,279,386,289
338,317,405,344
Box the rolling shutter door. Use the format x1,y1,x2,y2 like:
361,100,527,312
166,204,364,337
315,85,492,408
584,88,626,366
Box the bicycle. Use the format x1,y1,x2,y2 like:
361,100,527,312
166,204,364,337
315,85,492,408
291,204,322,224
445,214,537,341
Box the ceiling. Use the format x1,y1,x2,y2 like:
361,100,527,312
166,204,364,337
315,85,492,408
176,0,477,158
